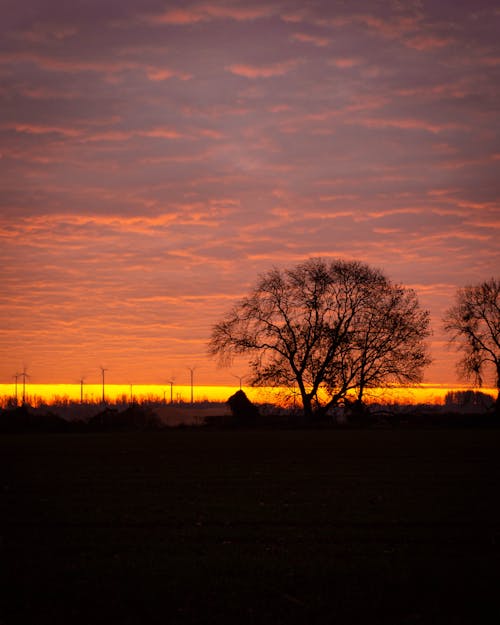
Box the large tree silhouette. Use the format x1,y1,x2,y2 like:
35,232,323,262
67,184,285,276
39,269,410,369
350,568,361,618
209,258,431,420
444,278,500,409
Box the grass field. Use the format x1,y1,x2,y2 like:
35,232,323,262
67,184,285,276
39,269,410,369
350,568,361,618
2,428,500,624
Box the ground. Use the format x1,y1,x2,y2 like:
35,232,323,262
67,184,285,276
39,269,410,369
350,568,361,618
2,428,500,624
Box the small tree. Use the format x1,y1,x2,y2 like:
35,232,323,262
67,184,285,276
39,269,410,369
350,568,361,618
444,278,500,409
209,258,431,420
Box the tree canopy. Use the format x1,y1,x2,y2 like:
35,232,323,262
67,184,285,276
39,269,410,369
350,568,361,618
209,258,431,419
444,278,500,408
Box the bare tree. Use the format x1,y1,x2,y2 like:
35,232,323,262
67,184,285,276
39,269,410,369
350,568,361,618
444,278,500,408
209,258,431,420
337,281,431,404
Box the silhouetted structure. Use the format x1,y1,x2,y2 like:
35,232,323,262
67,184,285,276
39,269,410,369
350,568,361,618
227,390,259,425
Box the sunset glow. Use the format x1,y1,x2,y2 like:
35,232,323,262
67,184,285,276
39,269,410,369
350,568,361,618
0,384,496,409
1,1,499,391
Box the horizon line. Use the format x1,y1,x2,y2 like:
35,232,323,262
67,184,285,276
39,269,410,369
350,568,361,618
0,382,496,407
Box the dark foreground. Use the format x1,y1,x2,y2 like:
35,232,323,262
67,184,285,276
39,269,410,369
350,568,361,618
2,429,500,625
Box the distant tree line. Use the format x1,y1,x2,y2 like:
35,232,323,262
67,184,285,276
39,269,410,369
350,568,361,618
444,390,494,410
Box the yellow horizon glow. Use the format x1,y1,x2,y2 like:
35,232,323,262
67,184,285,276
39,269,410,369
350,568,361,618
0,383,496,406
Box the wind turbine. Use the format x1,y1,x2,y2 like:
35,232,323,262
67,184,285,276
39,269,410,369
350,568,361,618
232,373,247,391
12,372,20,406
187,366,197,405
78,376,86,404
99,366,108,404
166,375,176,404
19,366,30,405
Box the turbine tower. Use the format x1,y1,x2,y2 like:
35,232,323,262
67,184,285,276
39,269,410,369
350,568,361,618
19,366,30,405
187,366,197,405
100,366,108,404
167,376,176,404
12,372,20,406
79,377,86,404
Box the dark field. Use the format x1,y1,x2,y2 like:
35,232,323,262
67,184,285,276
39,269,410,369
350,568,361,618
2,428,500,625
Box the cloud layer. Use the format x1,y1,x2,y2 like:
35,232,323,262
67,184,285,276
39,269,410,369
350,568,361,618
1,0,499,386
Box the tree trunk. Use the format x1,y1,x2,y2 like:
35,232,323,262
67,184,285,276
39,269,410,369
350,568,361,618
357,384,364,403
495,361,500,414
301,394,314,421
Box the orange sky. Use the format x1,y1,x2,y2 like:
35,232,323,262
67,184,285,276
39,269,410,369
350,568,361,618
0,1,499,389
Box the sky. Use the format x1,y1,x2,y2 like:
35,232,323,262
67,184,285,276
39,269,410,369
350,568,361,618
1,0,499,389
